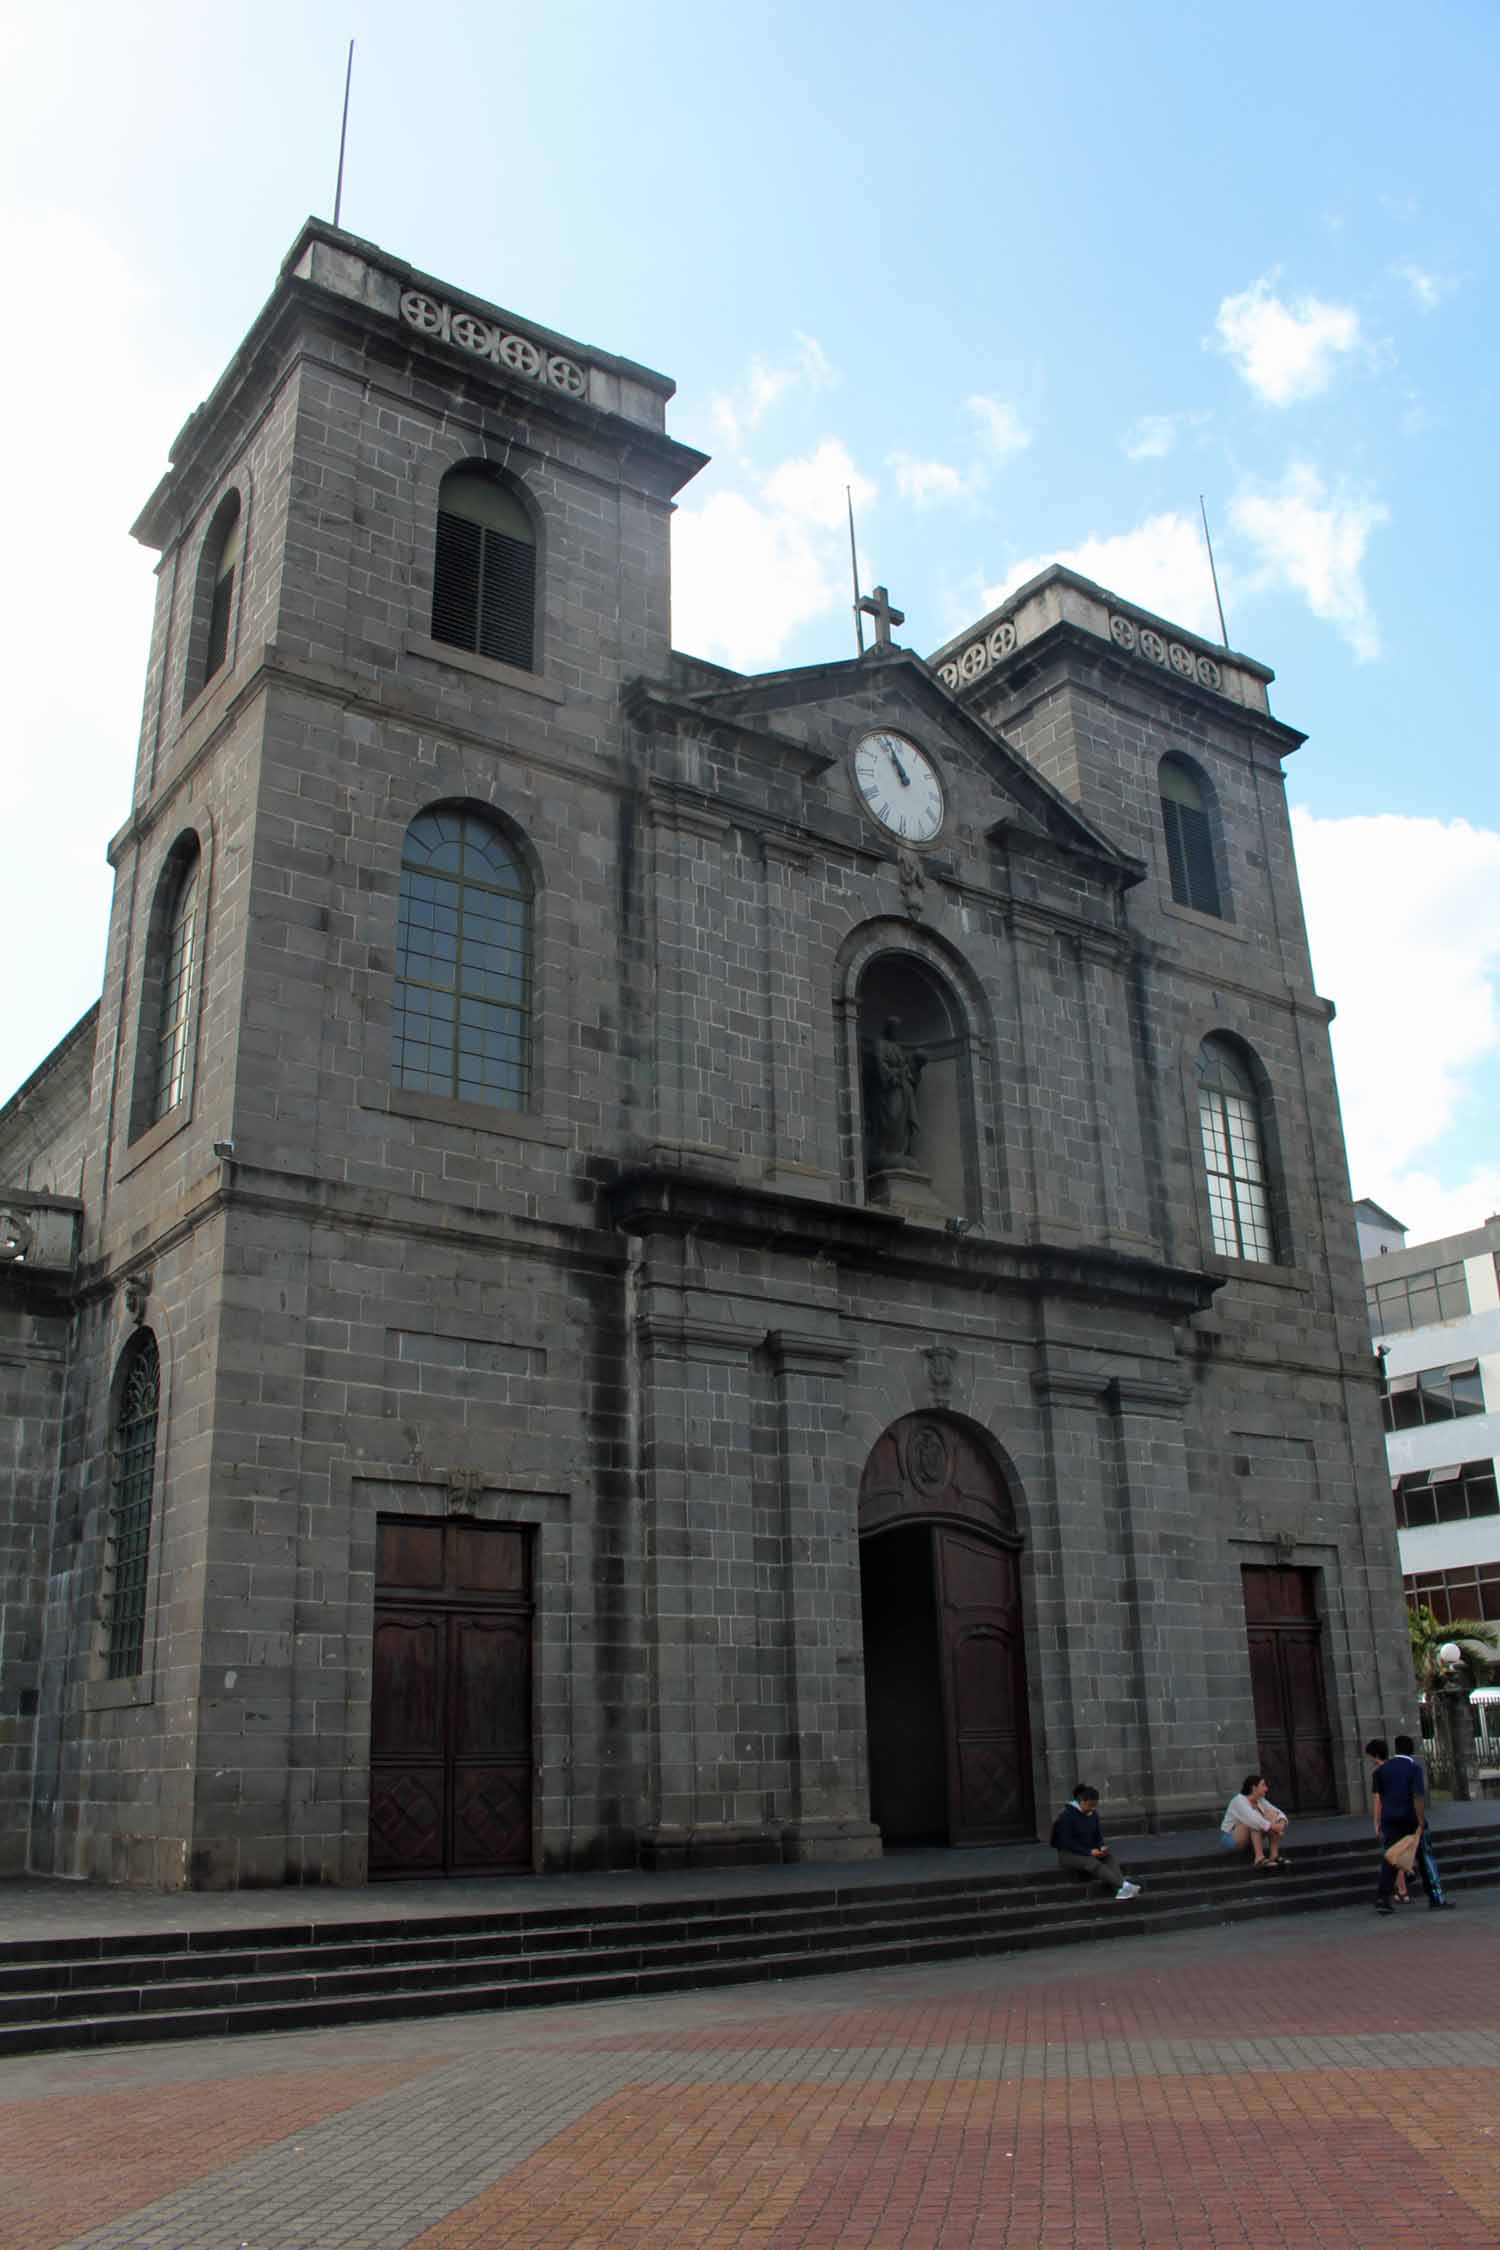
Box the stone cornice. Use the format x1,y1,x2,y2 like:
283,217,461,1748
625,679,837,780
966,618,1307,760
606,1168,1219,1319
133,225,706,550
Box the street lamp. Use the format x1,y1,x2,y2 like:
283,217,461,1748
1437,1641,1472,1803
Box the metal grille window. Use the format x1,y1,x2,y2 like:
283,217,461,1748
1366,1261,1471,1337
1197,1036,1274,1262
107,1335,160,1679
150,852,200,1124
393,809,532,1108
431,467,536,671
1394,1459,1500,1532
1381,1359,1485,1431
1160,757,1222,917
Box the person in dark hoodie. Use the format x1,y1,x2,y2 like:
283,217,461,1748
1050,1784,1141,1899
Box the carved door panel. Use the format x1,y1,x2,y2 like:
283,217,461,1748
449,1614,533,1871
370,1518,534,1878
369,1610,447,1876
936,1528,1033,1843
1241,1566,1336,1814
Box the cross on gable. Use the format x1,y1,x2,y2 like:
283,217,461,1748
857,584,905,649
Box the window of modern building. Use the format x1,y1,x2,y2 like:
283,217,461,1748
149,847,201,1125
1381,1359,1486,1432
1196,1035,1274,1261
431,465,536,671
1405,1563,1500,1626
393,807,533,1108
1393,1458,1500,1532
106,1333,160,1679
1366,1262,1471,1337
1159,755,1222,917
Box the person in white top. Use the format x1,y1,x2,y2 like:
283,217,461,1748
1220,1773,1289,1868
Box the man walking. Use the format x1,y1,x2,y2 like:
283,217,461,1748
1367,1734,1452,1913
1050,1784,1141,1900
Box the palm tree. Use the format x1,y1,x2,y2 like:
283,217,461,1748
1408,1602,1500,1690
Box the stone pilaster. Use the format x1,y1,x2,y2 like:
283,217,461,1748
767,1328,881,1862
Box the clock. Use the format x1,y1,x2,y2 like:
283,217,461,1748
851,731,945,843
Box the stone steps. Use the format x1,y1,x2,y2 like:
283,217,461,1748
3,1825,1496,2057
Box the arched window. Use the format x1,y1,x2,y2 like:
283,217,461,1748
432,465,536,671
186,492,242,705
393,808,533,1108
1160,755,1222,917
107,1333,160,1679
1197,1036,1274,1262
149,846,201,1125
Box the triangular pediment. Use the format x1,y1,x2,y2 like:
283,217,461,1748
654,646,1139,880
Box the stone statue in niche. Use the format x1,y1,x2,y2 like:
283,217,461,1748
871,1018,926,1166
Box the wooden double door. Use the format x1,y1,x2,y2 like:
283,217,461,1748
859,1417,1033,1847
369,1518,534,1879
1241,1565,1337,1814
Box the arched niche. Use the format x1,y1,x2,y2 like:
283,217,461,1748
856,951,974,1222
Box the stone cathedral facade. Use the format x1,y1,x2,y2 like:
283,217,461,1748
0,221,1413,1889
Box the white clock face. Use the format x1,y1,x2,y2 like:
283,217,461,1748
852,731,945,843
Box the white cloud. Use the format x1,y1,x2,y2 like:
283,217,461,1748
1230,463,1387,661
1393,261,1456,314
1210,273,1362,405
671,442,876,671
1292,809,1500,1225
979,512,1221,639
1122,410,1210,462
1377,1168,1500,1247
710,335,836,450
888,454,971,509
966,394,1031,462
0,210,213,1100
762,439,873,532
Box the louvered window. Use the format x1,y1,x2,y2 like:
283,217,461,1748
193,493,242,701
1160,756,1222,916
107,1335,160,1679
1197,1036,1275,1263
150,851,200,1124
431,467,536,671
393,808,533,1108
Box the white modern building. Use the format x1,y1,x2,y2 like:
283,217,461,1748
1359,1203,1500,1631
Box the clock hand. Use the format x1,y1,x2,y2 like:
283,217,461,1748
888,745,911,786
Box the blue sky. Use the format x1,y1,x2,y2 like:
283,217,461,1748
2,1,1497,1237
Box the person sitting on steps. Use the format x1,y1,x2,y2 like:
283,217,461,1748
1220,1773,1290,1868
1050,1784,1141,1901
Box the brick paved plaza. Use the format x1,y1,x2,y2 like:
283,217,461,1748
4,1890,1499,2249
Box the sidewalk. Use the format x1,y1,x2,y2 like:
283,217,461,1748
2,1879,1497,2247
8,1800,1500,1945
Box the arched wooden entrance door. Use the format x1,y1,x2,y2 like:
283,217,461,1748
859,1414,1033,1846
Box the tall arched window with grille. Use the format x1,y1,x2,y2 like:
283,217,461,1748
1197,1036,1276,1263
107,1333,160,1679
1160,755,1223,917
393,808,533,1108
431,465,536,671
149,846,201,1125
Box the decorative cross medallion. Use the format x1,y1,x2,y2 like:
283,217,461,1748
857,584,905,649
